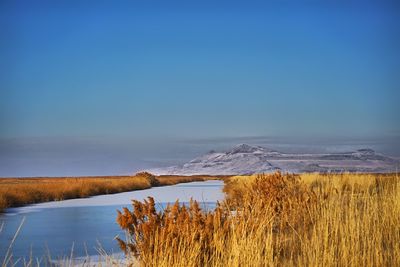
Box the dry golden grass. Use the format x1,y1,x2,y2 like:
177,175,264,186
0,172,218,212
155,175,225,186
117,172,400,267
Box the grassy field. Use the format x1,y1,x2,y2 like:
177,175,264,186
0,172,219,212
117,172,400,267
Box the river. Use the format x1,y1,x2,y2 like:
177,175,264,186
0,180,224,262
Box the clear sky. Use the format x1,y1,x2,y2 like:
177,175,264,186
1,0,399,140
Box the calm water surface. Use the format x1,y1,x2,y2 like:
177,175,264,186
0,180,224,261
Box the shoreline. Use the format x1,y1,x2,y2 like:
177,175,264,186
0,174,223,212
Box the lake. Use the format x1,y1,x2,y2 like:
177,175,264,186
0,180,224,263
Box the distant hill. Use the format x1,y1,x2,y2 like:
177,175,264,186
149,144,399,175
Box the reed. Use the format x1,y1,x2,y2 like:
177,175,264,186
117,172,400,267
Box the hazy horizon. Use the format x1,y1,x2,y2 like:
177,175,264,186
1,135,399,177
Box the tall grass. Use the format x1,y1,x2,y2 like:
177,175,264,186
117,172,400,267
0,173,216,212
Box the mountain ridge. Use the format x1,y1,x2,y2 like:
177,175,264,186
148,144,399,175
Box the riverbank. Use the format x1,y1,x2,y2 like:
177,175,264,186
0,173,221,212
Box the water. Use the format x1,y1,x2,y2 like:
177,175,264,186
0,180,224,261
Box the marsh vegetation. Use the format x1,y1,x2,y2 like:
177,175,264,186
117,172,400,267
0,173,218,212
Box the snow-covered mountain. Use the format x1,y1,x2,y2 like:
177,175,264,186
148,144,399,175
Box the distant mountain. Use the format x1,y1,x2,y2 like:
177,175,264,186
148,144,399,175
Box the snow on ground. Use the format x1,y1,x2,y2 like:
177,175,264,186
149,144,400,175
5,180,225,215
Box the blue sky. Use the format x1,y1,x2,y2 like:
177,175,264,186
1,0,399,140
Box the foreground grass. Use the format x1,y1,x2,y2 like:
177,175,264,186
118,172,400,267
0,173,219,212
